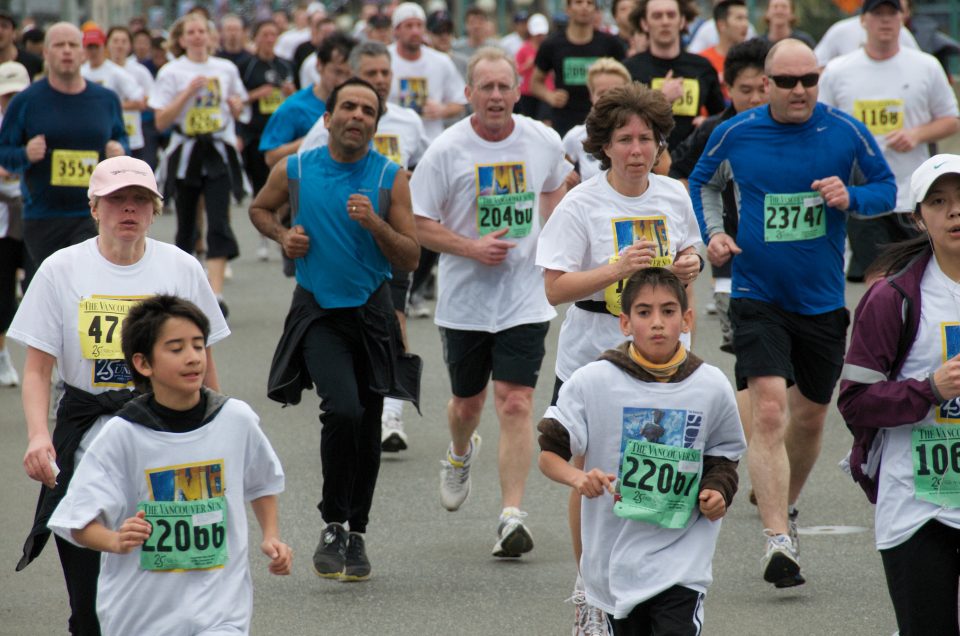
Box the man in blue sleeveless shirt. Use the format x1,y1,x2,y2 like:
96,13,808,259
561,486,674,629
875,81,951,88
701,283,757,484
249,77,420,583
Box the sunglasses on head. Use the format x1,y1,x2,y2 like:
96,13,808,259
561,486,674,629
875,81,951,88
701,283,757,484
769,73,819,89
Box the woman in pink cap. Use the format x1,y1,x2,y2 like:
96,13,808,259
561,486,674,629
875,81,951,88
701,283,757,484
7,155,228,635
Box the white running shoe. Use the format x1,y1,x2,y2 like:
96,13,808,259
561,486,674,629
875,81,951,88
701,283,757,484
381,413,409,452
492,507,534,558
439,433,481,511
569,574,611,636
762,530,805,588
406,296,431,319
256,237,270,261
0,350,19,386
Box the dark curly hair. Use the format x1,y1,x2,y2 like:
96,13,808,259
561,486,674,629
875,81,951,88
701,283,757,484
583,82,675,171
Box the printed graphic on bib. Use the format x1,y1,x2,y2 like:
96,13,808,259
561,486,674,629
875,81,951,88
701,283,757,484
140,460,228,571
612,407,703,528
936,323,960,423
185,78,223,136
651,77,700,118
563,57,598,86
475,162,535,239
604,217,672,315
374,134,402,165
763,192,825,242
258,87,285,115
854,98,904,136
50,150,98,187
398,77,427,114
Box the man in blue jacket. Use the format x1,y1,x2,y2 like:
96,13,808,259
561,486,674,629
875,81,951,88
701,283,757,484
689,38,896,589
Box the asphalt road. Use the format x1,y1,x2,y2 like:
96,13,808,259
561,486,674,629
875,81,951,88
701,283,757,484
0,208,896,635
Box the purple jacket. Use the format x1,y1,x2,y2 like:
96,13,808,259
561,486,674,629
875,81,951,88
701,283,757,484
837,248,942,503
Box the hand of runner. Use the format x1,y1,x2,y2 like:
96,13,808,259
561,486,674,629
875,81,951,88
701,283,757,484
573,468,617,498
248,84,276,101
698,488,726,521
346,194,379,231
25,134,46,163
471,227,516,266
548,89,569,109
421,99,445,120
933,354,960,401
564,170,581,191
671,253,700,284
115,511,152,554
281,81,296,97
885,129,918,153
811,176,850,211
23,434,57,488
281,225,310,258
261,537,293,575
616,240,657,277
187,75,208,94
706,233,742,267
660,70,685,104
105,140,124,158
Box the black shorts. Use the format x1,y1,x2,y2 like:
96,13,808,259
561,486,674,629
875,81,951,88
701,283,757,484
440,322,549,398
23,215,97,286
730,297,849,404
389,268,411,312
609,585,705,636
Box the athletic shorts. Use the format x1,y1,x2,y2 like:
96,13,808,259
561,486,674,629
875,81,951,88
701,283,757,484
730,297,849,404
389,269,411,312
439,322,549,397
609,585,705,636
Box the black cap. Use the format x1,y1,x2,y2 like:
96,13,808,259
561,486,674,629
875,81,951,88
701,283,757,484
0,12,16,28
427,10,454,34
513,10,530,23
863,0,901,12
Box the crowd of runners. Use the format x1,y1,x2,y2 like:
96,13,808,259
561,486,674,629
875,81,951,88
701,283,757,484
1,0,959,634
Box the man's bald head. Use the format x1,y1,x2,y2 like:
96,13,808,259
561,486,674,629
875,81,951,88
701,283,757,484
764,37,815,75
44,22,82,49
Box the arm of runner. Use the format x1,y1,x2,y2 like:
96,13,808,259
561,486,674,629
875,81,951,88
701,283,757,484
670,245,702,283
72,512,152,554
530,67,568,109
706,232,742,267
202,348,220,392
421,100,464,121
251,494,293,576
347,170,420,272
698,488,726,520
886,116,960,153
154,75,207,131
810,176,850,211
415,217,515,266
543,240,659,305
250,160,310,258
22,346,56,489
539,450,616,498
538,183,567,221
264,138,303,168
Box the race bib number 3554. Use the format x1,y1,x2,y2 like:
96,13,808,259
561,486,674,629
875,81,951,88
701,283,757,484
50,150,98,187
139,497,228,571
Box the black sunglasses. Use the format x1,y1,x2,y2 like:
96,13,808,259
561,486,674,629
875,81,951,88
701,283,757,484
769,73,820,89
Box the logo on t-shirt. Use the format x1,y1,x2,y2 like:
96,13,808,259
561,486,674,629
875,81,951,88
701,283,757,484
374,134,402,166
604,216,672,315
398,77,427,114
937,323,960,423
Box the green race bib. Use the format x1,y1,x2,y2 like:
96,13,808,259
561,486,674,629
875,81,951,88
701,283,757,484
912,426,960,508
139,497,228,571
763,192,825,242
563,57,598,86
477,192,535,239
613,439,701,529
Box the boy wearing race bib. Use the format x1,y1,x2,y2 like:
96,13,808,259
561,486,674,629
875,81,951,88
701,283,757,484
538,268,745,633
49,295,291,636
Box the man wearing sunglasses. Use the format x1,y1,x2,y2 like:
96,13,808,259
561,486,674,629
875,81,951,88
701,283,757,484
688,38,896,589
819,0,959,282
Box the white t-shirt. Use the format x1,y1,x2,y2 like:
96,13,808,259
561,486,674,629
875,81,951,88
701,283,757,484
536,171,701,381
149,56,248,179
545,357,745,617
82,60,146,150
299,103,430,169
0,110,18,238
274,27,310,61
49,397,284,636
875,257,960,550
7,237,229,460
686,19,758,54
387,44,467,141
412,115,571,331
298,52,319,91
814,17,919,67
562,124,601,182
819,47,959,212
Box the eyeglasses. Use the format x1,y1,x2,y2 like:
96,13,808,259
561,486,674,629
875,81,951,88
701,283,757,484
769,73,819,89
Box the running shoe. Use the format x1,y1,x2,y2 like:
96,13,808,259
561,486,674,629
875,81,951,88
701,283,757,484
341,532,371,582
569,574,611,636
0,349,19,387
788,508,800,556
406,295,431,319
439,433,481,511
381,413,408,452
762,531,805,588
257,237,270,261
313,522,347,579
492,507,534,558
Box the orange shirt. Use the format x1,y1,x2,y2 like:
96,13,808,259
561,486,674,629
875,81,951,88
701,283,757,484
698,47,729,103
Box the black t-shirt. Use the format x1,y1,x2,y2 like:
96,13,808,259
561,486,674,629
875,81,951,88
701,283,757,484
293,40,316,89
147,392,208,433
239,55,295,138
15,47,43,81
217,48,253,71
534,29,626,134
623,51,725,151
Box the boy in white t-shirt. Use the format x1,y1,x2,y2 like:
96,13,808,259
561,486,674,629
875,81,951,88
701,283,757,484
539,268,745,634
49,295,291,636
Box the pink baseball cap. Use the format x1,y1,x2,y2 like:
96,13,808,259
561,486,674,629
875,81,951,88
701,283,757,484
88,156,163,200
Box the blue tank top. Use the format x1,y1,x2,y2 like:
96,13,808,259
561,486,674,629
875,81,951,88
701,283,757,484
287,146,399,308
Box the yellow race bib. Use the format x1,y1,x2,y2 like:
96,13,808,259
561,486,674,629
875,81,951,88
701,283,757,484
651,77,700,118
604,217,673,315
854,99,904,136
374,134,402,166
78,297,142,360
184,107,222,136
258,88,284,115
50,150,98,187
123,112,139,137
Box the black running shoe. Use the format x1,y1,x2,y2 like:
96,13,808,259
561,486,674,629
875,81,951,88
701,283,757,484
313,522,347,579
341,532,371,582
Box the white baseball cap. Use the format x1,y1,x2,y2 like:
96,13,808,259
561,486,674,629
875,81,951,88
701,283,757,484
88,156,163,200
0,61,29,96
392,2,426,28
528,13,549,36
909,154,960,209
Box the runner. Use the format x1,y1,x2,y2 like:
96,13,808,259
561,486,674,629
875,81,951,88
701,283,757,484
105,27,158,168
411,47,571,557
696,0,750,100
759,0,816,48
814,0,918,68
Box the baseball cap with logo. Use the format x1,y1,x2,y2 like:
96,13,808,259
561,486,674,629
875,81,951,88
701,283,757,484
0,61,29,96
88,156,163,200
862,0,901,12
83,28,106,47
909,154,960,209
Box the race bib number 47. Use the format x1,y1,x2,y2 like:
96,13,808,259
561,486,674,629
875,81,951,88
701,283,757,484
139,497,228,571
78,297,142,360
50,150,98,187
763,192,825,242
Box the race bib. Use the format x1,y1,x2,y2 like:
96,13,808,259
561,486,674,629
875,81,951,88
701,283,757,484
854,99,904,136
912,426,960,508
374,134,402,166
50,149,98,187
763,192,825,242
184,106,222,136
398,77,427,114
475,162,535,239
604,217,672,315
613,439,701,528
78,297,141,360
139,497,228,571
122,112,139,138
563,57,598,86
258,88,284,115
651,77,700,118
